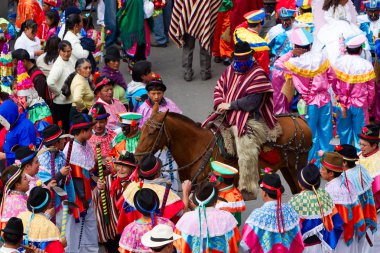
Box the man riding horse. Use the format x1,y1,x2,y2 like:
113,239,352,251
203,41,280,199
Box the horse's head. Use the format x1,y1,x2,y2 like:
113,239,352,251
135,103,170,160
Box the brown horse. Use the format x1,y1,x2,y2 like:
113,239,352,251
135,104,312,199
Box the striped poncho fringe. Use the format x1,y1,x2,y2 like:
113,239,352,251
93,174,128,243
213,65,276,137
169,0,222,52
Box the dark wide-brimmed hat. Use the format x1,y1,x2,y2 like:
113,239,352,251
27,185,51,213
15,146,37,166
0,217,25,237
104,46,121,61
90,103,110,121
138,154,161,179
115,151,137,167
133,188,160,216
259,172,285,196
232,41,253,59
65,6,81,17
320,152,344,172
94,76,114,93
358,124,380,143
145,80,167,92
335,144,359,161
298,164,320,191
69,113,95,134
42,124,65,146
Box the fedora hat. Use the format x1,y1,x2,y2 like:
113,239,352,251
0,217,25,237
320,152,344,172
358,124,380,143
133,188,160,216
69,113,95,134
90,103,110,121
297,164,320,191
138,154,161,179
141,224,181,248
27,185,51,213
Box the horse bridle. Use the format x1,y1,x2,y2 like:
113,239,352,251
134,117,171,157
135,116,218,183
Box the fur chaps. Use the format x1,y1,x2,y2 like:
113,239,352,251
231,119,282,198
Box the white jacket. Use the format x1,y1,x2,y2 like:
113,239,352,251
47,56,75,104
63,31,89,62
14,32,41,59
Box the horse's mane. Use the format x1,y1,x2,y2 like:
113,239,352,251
167,112,203,128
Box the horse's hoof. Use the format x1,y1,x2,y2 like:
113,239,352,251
241,190,257,201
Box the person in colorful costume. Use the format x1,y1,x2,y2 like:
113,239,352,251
16,60,53,128
137,79,182,127
203,41,278,199
0,100,37,166
283,27,334,162
175,182,240,252
93,76,127,131
169,0,222,81
233,9,270,74
0,217,25,253
63,113,99,253
38,124,76,228
212,0,234,65
12,49,50,103
320,151,366,253
331,34,376,151
266,8,296,71
117,154,185,233
289,163,344,252
88,103,117,160
141,224,182,253
0,43,14,95
110,112,142,158
94,151,137,252
0,18,15,54
15,146,41,194
230,0,264,38
15,0,45,38
358,0,380,123
241,171,304,252
117,0,154,71
295,0,314,32
210,161,246,227
259,0,277,38
336,144,378,253
358,125,380,252
0,166,29,230
18,184,65,253
119,188,175,253
100,46,128,107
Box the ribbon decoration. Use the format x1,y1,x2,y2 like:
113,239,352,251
260,182,285,233
195,188,216,252
60,201,69,238
63,137,74,187
96,142,109,224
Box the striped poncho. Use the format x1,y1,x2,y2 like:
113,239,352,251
205,64,276,137
169,0,222,52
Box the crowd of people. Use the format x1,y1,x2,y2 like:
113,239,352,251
0,0,380,252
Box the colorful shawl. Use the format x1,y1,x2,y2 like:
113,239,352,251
169,0,222,52
359,150,380,210
289,189,343,251
175,207,240,253
101,65,127,90
215,186,246,226
343,165,377,233
204,64,276,136
241,201,304,253
325,176,366,246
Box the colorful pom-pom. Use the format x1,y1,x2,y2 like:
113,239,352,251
318,150,324,157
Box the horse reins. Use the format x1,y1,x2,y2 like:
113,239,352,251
135,114,224,183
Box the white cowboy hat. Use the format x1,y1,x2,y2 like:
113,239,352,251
141,224,181,248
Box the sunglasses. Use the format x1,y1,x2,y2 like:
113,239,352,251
150,245,167,252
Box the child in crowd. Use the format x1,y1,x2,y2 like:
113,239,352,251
44,10,60,41
0,166,29,229
82,14,102,70
127,60,152,111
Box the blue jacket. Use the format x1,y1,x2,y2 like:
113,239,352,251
0,100,36,165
